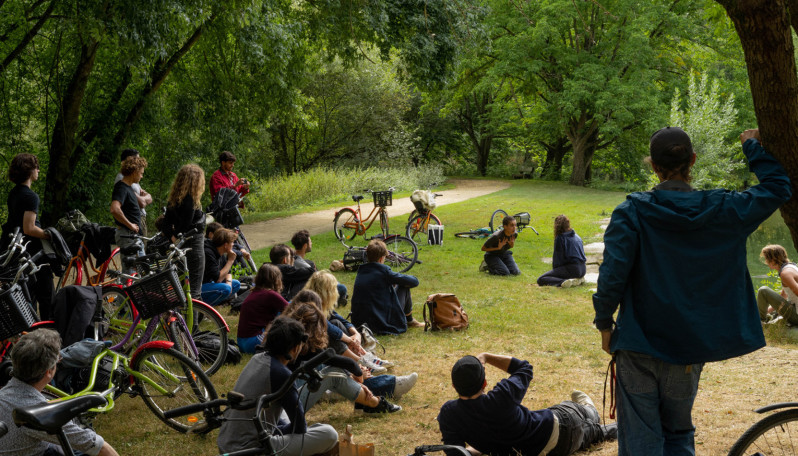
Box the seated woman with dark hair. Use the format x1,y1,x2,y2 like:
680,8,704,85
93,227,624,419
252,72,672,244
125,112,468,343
537,215,587,288
237,263,289,353
217,316,338,455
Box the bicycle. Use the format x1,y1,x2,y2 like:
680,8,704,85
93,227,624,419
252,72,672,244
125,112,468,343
343,233,420,273
55,215,122,291
333,188,396,243
163,348,334,449
727,401,798,455
453,227,493,239
407,445,471,456
101,229,230,376
488,209,539,235
405,184,443,246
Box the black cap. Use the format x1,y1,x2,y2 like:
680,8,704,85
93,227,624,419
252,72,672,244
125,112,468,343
649,126,693,169
451,356,485,397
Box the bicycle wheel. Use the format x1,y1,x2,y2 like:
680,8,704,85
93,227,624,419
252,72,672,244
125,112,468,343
489,209,508,232
56,259,84,291
132,347,218,433
168,303,228,376
333,208,360,242
405,213,441,246
235,231,257,274
454,230,482,239
100,286,136,346
379,210,389,237
384,236,418,273
100,248,123,284
728,409,798,456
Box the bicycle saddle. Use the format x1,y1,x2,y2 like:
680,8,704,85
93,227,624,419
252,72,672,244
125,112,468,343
352,195,364,202
13,394,107,433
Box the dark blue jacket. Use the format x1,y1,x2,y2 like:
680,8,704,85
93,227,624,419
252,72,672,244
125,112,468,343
593,138,792,364
351,262,419,334
552,230,586,269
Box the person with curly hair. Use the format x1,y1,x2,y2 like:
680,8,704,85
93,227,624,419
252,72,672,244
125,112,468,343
237,263,289,353
110,155,148,270
114,149,152,235
163,164,206,297
537,215,587,288
757,244,798,325
1,153,55,319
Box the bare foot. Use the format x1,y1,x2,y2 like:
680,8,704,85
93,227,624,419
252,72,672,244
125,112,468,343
408,319,425,328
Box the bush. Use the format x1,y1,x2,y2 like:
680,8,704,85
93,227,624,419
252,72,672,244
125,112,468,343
245,165,446,213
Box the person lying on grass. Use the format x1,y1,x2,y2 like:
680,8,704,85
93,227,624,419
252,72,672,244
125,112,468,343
437,352,616,456
351,239,424,334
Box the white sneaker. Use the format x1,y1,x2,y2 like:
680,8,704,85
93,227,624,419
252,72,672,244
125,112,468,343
362,352,395,368
359,357,387,374
392,372,418,399
571,390,596,410
561,277,585,288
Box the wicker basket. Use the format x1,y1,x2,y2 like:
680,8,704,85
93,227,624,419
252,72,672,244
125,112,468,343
372,191,393,207
0,284,38,341
123,266,186,320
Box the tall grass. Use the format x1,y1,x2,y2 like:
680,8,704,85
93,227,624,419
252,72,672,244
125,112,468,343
246,165,446,213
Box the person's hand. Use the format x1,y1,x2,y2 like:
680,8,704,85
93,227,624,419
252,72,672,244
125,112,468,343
351,331,362,346
131,224,140,234
346,338,362,353
601,330,613,355
241,249,251,260
498,237,508,248
476,353,488,365
353,373,364,383
740,128,760,145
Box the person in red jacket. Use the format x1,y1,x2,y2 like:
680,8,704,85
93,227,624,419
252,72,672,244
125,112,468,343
209,151,250,200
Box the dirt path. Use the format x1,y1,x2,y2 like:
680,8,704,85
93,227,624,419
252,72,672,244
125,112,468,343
241,179,510,250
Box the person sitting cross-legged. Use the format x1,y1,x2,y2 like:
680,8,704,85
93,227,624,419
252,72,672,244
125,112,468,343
437,352,616,456
201,227,241,306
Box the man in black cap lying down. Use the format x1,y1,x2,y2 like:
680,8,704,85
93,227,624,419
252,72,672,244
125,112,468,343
437,353,617,456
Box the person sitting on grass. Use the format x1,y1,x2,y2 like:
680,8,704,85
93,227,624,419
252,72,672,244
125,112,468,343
206,221,251,265
237,263,289,353
292,229,348,307
0,329,120,456
537,215,587,288
217,316,338,455
351,239,424,334
481,216,521,276
284,297,404,413
757,244,798,325
270,243,314,301
201,227,241,306
437,352,617,456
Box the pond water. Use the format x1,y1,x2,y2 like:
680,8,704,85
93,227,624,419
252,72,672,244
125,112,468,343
747,212,798,288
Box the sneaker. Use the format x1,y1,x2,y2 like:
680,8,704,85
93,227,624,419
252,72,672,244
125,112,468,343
571,390,596,410
362,352,394,368
363,396,402,413
479,260,489,272
359,357,387,375
392,372,418,399
561,277,584,288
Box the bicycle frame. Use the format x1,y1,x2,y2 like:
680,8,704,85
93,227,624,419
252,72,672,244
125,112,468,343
61,241,121,287
341,202,387,237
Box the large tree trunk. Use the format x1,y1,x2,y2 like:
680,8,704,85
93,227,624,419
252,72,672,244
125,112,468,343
567,114,599,186
457,92,495,176
717,0,798,249
540,137,569,179
43,39,100,226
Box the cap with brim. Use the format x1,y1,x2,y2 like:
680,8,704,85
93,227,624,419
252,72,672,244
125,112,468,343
649,126,693,169
451,355,485,397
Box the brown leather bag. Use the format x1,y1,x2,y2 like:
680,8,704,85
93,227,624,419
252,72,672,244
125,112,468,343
423,293,469,331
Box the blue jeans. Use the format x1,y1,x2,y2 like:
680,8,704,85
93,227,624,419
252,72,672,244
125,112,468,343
484,250,520,276
200,280,241,307
615,350,703,456
548,401,616,456
337,283,348,306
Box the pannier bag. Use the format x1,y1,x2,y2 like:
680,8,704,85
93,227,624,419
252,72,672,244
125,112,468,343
423,293,469,331
428,224,444,245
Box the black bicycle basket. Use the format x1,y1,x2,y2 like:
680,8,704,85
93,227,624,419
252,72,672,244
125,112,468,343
372,191,393,207
514,212,531,228
123,265,186,319
0,284,38,340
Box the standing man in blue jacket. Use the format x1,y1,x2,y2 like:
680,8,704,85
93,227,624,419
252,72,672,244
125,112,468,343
593,127,792,455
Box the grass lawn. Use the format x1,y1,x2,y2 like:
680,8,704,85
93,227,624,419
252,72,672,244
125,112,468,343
93,179,798,455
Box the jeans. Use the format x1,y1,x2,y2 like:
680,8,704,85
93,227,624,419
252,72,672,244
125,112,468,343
267,423,338,456
615,350,703,456
337,283,348,307
756,286,798,324
186,233,205,301
537,262,586,287
548,401,616,456
484,250,520,276
395,285,414,319
200,280,241,307
298,366,362,410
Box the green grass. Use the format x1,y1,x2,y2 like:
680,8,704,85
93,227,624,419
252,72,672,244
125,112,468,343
93,179,795,456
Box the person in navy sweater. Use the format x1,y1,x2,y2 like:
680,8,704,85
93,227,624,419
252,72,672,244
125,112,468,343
437,353,616,456
537,215,587,288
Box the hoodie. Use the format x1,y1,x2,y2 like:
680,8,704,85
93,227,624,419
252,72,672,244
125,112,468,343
593,138,792,365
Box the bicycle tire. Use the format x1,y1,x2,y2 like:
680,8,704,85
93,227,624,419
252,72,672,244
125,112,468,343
100,248,123,284
235,231,257,275
333,208,359,242
384,236,418,273
728,408,798,456
489,209,508,232
405,213,441,246
100,286,135,347
56,258,84,292
132,347,218,433
454,230,483,239
380,210,389,238
169,302,229,376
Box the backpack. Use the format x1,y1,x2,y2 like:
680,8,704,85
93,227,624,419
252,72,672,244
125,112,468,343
423,293,469,331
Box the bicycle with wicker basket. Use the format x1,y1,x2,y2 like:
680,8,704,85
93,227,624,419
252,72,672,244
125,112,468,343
333,188,400,243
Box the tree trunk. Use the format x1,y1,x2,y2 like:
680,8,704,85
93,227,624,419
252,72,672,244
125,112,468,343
566,114,599,186
457,92,494,176
540,137,569,179
717,0,798,250
43,39,100,226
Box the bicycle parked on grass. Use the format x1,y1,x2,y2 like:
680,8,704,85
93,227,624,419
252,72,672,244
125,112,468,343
55,210,122,292
488,209,539,235
101,230,230,376
343,234,420,273
727,401,798,455
405,183,443,246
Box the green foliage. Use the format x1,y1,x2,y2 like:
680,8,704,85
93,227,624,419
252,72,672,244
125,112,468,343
245,164,445,213
669,71,744,189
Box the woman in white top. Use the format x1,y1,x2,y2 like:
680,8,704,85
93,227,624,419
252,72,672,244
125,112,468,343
758,244,798,324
